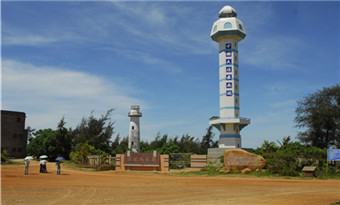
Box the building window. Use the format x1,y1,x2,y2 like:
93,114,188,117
213,25,217,32
12,147,16,152
18,147,22,153
18,134,23,139
13,134,17,138
224,22,232,29
17,117,24,123
239,24,243,31
132,126,134,130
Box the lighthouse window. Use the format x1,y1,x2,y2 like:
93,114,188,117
224,22,232,29
213,25,217,32
239,24,243,31
132,126,134,130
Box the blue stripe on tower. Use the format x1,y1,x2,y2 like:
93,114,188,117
219,63,239,68
219,49,238,53
220,134,241,138
220,93,239,96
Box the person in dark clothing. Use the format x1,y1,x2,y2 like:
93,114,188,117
56,161,61,175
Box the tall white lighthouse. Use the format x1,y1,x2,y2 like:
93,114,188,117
128,105,142,152
209,5,250,149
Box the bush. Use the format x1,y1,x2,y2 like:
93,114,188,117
70,141,94,165
255,139,327,177
1,150,8,162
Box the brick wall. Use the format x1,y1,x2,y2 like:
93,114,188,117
1,110,28,158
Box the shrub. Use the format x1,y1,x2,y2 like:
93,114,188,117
1,150,8,162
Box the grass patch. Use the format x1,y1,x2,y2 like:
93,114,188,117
63,160,97,172
1,159,23,166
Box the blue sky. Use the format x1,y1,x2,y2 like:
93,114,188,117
2,1,339,148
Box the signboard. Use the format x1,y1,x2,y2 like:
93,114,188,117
124,152,160,166
327,149,340,161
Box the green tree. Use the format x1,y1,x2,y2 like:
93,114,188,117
45,117,72,160
158,140,180,154
200,126,217,154
295,84,340,148
111,136,129,155
26,118,72,161
140,141,151,153
150,133,168,150
72,109,115,152
26,128,55,158
70,141,94,164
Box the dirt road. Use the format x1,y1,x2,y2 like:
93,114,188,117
2,161,339,205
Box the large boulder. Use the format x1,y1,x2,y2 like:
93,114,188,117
224,149,266,171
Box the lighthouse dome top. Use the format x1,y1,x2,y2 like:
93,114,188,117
219,5,237,18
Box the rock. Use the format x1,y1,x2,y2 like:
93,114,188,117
224,149,266,171
224,169,232,174
241,168,252,174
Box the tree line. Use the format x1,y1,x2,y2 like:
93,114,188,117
26,109,218,161
26,84,339,162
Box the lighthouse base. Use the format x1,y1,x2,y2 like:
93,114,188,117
219,136,241,148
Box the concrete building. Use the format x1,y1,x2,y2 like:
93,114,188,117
128,105,142,152
209,5,250,149
1,110,28,158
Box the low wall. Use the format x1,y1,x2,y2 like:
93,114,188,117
88,155,115,166
190,155,207,171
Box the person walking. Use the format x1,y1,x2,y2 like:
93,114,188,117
42,159,48,173
40,159,43,173
24,159,29,175
56,161,61,175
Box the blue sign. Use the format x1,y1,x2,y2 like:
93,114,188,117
226,74,232,80
226,82,232,88
225,43,231,49
226,59,232,65
226,90,232,96
327,149,340,161
226,67,232,73
226,51,232,57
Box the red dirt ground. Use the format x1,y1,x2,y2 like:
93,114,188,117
1,160,340,205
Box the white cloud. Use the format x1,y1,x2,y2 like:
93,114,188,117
2,59,145,130
242,35,304,70
2,24,78,46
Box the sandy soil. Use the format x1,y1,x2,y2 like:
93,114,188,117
1,160,339,205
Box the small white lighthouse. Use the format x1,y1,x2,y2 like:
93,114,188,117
128,105,142,152
209,5,250,149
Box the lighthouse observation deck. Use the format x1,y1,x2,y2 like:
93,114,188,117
128,105,142,117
